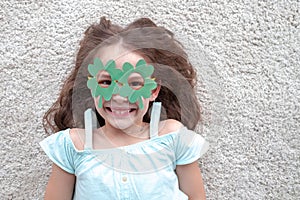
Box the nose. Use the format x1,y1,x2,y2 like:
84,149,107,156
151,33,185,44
111,94,128,103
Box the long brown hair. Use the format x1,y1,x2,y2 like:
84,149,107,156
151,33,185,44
43,17,201,134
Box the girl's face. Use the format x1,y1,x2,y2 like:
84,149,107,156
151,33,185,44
93,45,159,131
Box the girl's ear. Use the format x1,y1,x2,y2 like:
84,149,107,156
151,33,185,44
150,85,161,101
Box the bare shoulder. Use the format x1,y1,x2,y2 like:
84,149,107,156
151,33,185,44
158,119,184,136
69,128,85,151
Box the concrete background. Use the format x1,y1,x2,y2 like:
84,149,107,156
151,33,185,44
1,0,299,199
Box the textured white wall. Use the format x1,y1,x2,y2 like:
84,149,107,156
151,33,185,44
1,0,299,199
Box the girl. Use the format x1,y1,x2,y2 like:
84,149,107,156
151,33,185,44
40,17,209,200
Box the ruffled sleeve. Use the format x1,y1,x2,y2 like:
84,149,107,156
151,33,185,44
175,127,209,165
39,129,75,174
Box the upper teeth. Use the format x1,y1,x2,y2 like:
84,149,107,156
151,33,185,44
111,110,130,114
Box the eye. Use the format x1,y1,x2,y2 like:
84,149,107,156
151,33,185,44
96,70,112,88
98,80,112,88
127,72,144,90
129,81,144,90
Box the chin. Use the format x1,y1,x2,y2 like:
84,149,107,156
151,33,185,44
110,120,137,131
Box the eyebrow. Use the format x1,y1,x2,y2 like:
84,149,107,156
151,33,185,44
128,74,144,79
97,74,111,79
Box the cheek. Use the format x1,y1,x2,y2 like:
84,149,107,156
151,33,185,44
93,97,105,113
93,96,100,109
94,97,100,112
138,99,150,115
94,102,107,120
93,97,98,106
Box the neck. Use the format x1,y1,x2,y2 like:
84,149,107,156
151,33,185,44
102,122,150,139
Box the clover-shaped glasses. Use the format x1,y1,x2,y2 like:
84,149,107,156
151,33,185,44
87,58,157,109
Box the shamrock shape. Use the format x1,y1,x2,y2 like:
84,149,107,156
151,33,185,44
118,59,157,109
87,58,122,108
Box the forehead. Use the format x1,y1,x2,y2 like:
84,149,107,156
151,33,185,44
95,45,145,69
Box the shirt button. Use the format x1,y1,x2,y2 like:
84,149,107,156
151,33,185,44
122,176,127,182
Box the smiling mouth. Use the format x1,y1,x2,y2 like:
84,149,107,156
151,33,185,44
105,107,137,116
